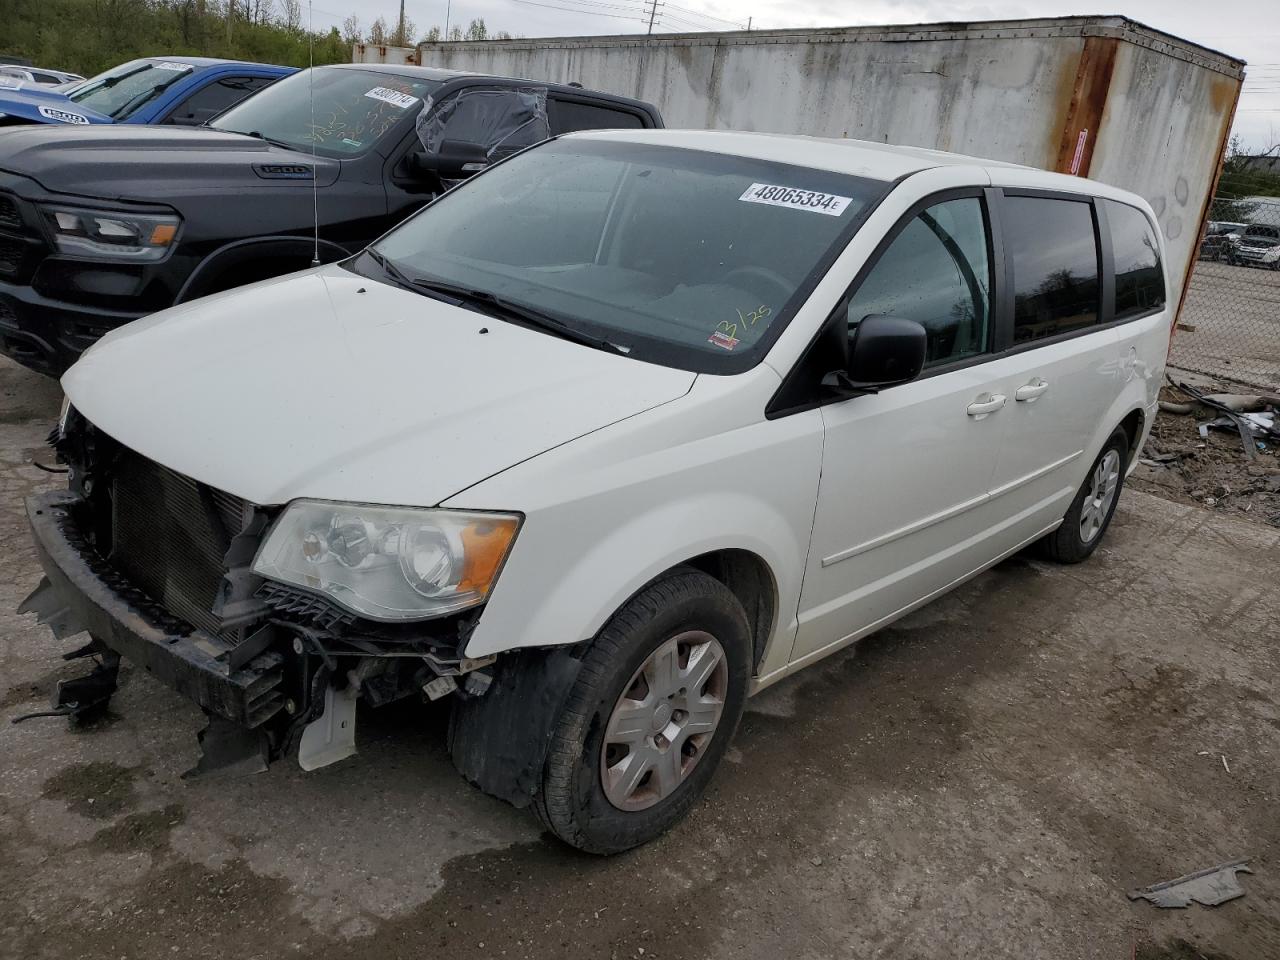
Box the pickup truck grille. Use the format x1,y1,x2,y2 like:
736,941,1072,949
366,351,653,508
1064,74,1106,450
0,238,22,276
110,447,248,639
0,194,20,231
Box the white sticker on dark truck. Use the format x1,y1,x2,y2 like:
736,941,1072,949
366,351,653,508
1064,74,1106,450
739,183,853,216
38,105,90,124
364,87,419,110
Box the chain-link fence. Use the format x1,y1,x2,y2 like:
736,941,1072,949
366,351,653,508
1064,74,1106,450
1169,193,1280,390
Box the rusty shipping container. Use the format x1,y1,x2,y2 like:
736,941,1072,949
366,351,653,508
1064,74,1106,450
418,15,1244,315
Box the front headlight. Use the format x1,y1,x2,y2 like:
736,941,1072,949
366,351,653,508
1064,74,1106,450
40,204,180,262
253,500,521,622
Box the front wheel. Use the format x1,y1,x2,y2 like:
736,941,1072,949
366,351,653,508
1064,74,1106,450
1036,426,1129,563
533,568,751,854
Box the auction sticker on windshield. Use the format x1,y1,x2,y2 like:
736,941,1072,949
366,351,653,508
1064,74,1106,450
364,87,419,110
739,183,853,216
155,61,194,72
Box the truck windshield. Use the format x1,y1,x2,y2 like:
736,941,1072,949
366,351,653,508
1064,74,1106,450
212,68,440,158
67,60,193,119
368,138,887,371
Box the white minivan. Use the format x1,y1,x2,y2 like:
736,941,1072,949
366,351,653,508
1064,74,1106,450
24,129,1167,853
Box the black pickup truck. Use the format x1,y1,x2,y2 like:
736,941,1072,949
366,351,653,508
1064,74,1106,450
0,64,662,375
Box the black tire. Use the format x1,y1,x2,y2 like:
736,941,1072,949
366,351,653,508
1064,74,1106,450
1036,425,1130,564
532,568,751,854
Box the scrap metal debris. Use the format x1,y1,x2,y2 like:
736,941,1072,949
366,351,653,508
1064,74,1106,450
1168,378,1280,460
1128,858,1252,909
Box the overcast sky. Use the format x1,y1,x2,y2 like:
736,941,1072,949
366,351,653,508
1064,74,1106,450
324,0,1276,151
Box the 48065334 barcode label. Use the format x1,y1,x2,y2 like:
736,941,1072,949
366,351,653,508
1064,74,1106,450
738,183,853,216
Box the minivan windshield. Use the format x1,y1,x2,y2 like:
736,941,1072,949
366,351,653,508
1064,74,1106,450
213,68,441,158
368,138,886,370
67,59,192,119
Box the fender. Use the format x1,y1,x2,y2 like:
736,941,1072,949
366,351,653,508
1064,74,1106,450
447,360,825,679
461,488,807,679
1087,313,1168,482
177,235,352,303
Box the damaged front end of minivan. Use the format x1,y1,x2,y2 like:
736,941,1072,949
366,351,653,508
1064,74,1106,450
20,406,546,782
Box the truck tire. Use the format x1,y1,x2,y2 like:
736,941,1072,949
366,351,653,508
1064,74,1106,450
533,568,751,854
1036,425,1129,564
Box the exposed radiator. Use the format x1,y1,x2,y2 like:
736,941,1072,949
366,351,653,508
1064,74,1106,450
110,447,247,639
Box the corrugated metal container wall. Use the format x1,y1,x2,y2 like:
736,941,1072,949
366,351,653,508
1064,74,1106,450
418,16,1244,314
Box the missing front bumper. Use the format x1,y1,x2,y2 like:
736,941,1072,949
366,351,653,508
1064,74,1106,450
25,491,285,728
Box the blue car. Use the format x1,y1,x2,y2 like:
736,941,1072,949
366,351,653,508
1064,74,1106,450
0,57,294,127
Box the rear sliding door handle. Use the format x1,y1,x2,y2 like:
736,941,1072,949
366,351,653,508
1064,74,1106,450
1015,378,1050,402
966,393,1006,419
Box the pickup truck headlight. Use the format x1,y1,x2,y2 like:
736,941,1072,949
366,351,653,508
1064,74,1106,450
40,204,180,262
253,501,521,622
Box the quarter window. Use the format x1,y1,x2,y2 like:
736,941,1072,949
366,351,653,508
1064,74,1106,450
1004,196,1100,342
1105,200,1165,319
844,197,991,367
549,98,645,134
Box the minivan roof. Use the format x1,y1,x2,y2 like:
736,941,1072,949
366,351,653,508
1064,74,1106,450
569,128,1025,177
567,128,1132,197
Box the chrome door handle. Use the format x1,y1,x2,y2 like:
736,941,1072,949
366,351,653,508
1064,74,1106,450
966,393,1006,419
1015,378,1050,402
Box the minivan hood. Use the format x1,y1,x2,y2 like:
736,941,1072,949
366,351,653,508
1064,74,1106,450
0,125,339,200
63,265,696,507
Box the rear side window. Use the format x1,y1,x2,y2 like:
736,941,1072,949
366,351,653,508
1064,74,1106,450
844,197,991,367
164,76,273,124
1004,196,1100,343
549,98,645,134
1105,200,1165,319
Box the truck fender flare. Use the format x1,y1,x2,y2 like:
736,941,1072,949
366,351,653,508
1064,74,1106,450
177,235,353,304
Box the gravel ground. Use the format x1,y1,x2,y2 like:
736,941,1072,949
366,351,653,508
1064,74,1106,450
1,356,1278,960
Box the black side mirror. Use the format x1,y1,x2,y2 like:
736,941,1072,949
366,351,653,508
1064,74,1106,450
411,139,490,180
825,314,926,393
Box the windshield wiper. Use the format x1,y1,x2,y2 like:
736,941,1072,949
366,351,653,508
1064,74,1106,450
362,252,626,353
234,129,299,150
408,276,626,353
363,249,440,297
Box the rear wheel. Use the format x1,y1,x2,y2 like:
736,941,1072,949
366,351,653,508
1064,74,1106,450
1036,426,1129,563
533,568,750,854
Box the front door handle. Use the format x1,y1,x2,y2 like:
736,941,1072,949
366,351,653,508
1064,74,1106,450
966,393,1007,419
1015,378,1050,402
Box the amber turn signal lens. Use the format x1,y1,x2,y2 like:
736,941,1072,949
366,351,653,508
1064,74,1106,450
458,518,520,594
149,223,178,246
